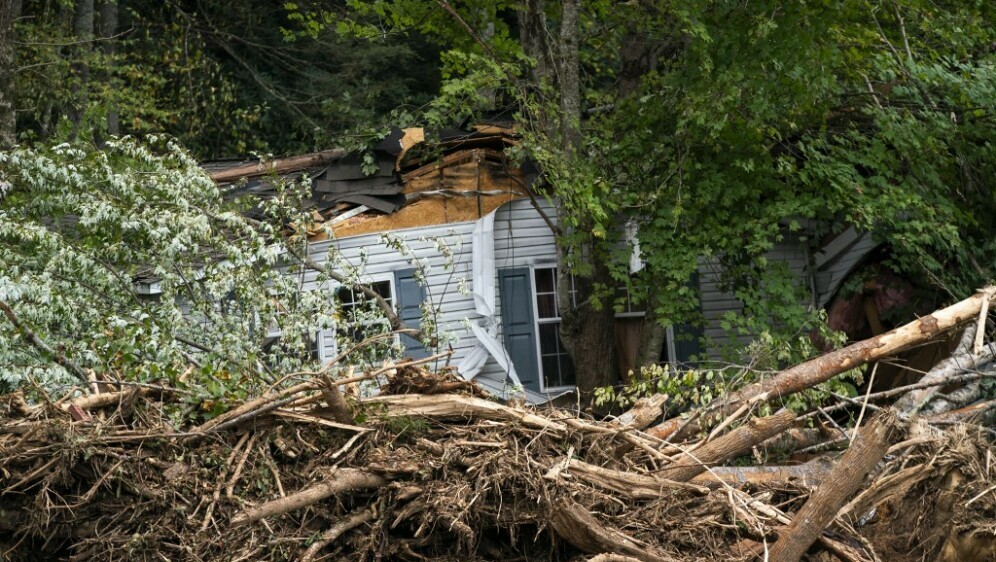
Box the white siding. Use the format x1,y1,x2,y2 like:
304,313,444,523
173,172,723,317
481,199,561,386
306,221,480,369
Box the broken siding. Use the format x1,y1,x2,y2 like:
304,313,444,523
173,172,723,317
475,198,560,389
814,228,879,307
304,221,480,368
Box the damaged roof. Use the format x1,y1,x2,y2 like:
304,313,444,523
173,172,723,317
206,122,534,240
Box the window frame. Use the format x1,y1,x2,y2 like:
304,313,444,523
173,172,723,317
330,276,397,355
529,264,577,393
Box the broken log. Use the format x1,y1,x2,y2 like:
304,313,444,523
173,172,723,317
549,498,674,562
614,394,668,430
207,149,345,184
230,468,386,527
649,286,995,441
768,414,896,562
657,409,797,482
362,393,568,434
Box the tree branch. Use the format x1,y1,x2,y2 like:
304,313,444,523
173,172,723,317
0,298,89,382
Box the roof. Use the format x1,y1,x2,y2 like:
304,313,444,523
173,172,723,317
204,124,534,240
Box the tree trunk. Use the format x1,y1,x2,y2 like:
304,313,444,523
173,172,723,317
97,0,117,137
553,0,617,401
768,414,896,562
517,0,552,88
69,0,95,138
0,0,15,148
648,286,996,441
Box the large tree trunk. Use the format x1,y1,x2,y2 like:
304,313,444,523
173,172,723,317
0,0,15,148
553,0,618,400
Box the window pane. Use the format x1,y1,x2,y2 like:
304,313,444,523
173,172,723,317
536,294,557,319
542,355,560,387
534,268,555,293
556,353,576,387
539,323,559,354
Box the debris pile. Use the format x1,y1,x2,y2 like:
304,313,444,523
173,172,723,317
1,288,995,562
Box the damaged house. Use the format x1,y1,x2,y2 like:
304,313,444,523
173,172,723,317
159,120,885,404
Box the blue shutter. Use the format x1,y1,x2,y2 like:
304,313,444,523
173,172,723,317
498,268,541,392
674,271,704,364
394,268,428,359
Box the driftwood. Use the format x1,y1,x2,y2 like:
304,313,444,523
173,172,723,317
689,457,835,488
657,409,797,482
649,286,996,441
768,414,896,562
549,498,674,562
230,468,387,527
549,458,709,496
362,393,569,434
3,289,996,562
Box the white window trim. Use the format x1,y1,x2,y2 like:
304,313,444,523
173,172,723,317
329,275,398,359
530,264,577,393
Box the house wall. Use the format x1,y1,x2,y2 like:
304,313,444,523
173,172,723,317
305,220,480,369
698,233,816,360
301,197,828,397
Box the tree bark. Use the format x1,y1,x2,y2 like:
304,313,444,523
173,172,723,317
69,0,95,137
648,286,996,441
230,468,386,526
0,0,15,148
552,0,618,400
768,414,896,562
96,0,117,137
657,409,797,482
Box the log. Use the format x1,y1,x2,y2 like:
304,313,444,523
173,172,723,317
230,468,386,527
59,388,150,411
299,507,376,562
549,498,674,562
361,393,568,435
614,394,668,430
768,414,896,562
552,458,709,496
689,457,835,488
657,409,797,482
207,149,345,183
893,335,994,415
649,286,995,441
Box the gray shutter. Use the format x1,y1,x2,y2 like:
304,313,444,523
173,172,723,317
498,268,540,392
394,268,428,359
674,271,704,364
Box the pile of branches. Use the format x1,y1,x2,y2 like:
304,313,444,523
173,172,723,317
1,289,996,562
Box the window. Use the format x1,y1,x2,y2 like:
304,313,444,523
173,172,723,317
533,267,576,389
334,280,393,344
263,290,326,365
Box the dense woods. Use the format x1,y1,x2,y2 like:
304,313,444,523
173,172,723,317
0,1,995,561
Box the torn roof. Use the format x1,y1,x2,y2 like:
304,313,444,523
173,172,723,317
205,123,534,240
